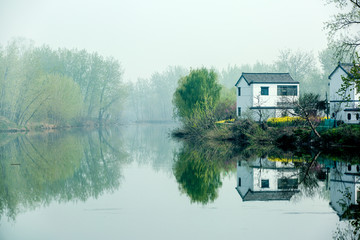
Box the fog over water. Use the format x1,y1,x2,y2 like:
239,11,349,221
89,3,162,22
0,0,338,82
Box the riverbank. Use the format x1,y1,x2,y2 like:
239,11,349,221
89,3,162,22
0,117,123,133
172,119,360,149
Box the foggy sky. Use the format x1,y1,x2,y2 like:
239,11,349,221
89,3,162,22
0,0,338,82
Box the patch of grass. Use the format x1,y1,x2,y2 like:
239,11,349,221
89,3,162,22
321,124,360,146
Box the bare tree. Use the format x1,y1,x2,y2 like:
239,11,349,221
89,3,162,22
293,93,324,138
325,0,360,60
253,94,271,124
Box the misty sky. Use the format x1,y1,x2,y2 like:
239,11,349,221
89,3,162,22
0,0,338,82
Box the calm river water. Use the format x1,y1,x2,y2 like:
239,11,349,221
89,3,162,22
0,124,358,239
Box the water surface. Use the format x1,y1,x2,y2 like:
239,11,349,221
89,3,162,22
0,124,357,239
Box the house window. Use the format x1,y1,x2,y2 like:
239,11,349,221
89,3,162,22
356,113,359,120
261,179,269,188
261,87,269,95
238,178,241,187
348,113,351,120
238,107,241,117
277,86,297,96
238,161,241,166
238,87,241,96
348,164,352,171
278,178,298,190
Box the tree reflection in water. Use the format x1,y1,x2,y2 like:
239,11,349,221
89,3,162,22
0,128,127,221
173,140,239,204
173,140,360,238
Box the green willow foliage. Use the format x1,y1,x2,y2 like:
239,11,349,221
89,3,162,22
173,68,221,120
0,39,125,126
338,53,360,101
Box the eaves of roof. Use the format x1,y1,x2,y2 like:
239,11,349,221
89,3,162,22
328,63,352,79
235,76,250,86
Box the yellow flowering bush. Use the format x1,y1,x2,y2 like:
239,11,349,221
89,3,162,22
267,116,328,126
268,157,305,163
267,116,301,124
215,119,235,124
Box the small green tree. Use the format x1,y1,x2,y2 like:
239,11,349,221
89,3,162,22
173,68,221,120
338,53,360,101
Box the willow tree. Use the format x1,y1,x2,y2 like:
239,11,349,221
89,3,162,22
173,68,221,121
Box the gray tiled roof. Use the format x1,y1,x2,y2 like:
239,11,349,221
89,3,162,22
235,73,298,86
241,190,299,201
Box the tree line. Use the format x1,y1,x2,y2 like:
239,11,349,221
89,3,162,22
123,47,344,123
0,39,125,127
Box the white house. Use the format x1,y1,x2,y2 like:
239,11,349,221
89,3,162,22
235,157,300,201
235,73,299,121
328,63,360,124
329,161,360,219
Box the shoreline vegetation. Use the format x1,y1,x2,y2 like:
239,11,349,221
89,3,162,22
0,116,124,133
170,66,360,151
172,118,360,150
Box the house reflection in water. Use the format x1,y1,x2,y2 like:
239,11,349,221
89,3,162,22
235,157,300,201
329,161,360,219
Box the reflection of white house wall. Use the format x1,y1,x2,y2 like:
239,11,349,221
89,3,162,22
252,168,297,191
236,161,254,196
237,158,298,192
329,64,360,124
329,162,360,217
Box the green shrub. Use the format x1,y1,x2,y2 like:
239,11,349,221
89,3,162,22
321,125,360,146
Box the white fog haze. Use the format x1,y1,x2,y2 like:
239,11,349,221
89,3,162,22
0,0,337,81
1,1,360,239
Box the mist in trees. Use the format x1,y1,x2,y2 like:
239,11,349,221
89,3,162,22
0,38,345,125
0,39,126,127
122,66,188,122
219,48,338,99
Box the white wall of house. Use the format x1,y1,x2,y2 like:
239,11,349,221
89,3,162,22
329,67,360,124
235,76,252,117
235,78,299,120
252,83,299,106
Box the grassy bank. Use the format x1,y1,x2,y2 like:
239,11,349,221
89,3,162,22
0,116,121,133
172,119,360,149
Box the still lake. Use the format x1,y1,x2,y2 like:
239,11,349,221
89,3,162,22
0,124,357,239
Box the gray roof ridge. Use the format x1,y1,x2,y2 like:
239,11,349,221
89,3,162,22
339,62,353,66
242,72,290,74
328,62,354,79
